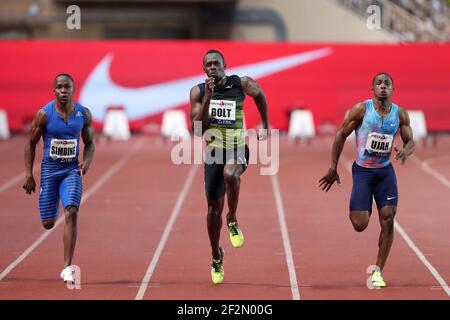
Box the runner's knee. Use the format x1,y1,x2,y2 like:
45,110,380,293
42,220,55,230
350,213,369,232
65,206,78,221
352,222,368,232
223,169,240,186
207,205,222,217
381,208,396,232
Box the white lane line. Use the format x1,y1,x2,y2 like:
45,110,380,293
394,222,450,296
0,140,45,192
341,155,450,296
1,173,26,194
422,155,450,166
0,167,41,194
270,174,301,300
411,156,450,189
0,138,146,281
135,165,198,300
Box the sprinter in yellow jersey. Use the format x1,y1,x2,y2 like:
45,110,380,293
190,50,269,284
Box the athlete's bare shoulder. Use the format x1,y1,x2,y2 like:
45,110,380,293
339,102,366,136
82,106,92,117
397,107,410,126
34,109,47,126
190,85,201,102
354,101,367,112
82,106,93,126
240,76,253,84
240,76,261,97
190,84,200,92
347,102,366,122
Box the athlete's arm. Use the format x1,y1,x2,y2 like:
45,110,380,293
79,107,95,175
394,108,415,165
319,102,365,192
190,78,215,136
241,76,269,140
23,109,46,194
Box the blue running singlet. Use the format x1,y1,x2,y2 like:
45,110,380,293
355,99,400,168
39,101,85,221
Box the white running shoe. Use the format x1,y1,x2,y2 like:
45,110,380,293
60,266,75,284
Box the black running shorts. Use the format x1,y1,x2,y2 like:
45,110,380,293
204,144,250,200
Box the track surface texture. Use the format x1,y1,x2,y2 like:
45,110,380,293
0,135,449,300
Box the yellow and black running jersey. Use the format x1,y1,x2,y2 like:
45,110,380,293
198,75,245,149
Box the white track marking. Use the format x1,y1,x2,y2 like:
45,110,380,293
270,174,301,300
0,167,41,194
135,165,198,300
422,155,450,166
394,222,450,296
341,155,450,296
411,156,450,189
0,138,146,281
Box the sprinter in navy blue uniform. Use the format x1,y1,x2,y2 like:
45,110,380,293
319,73,415,287
23,74,95,284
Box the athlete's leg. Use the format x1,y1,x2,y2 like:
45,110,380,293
349,211,370,232
39,165,61,229
59,169,82,268
42,219,56,230
375,205,396,271
204,144,227,261
224,163,243,224
63,205,78,268
373,164,398,272
207,196,225,260
349,162,374,232
224,145,249,224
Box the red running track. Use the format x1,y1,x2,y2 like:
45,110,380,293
0,135,449,299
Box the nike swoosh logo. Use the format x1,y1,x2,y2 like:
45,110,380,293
79,48,333,121
391,123,397,126
387,197,396,200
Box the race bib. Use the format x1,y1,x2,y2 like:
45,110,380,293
209,99,236,126
365,133,393,155
49,139,77,160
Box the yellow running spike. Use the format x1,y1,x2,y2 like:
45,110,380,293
211,247,225,284
371,271,386,287
228,222,244,248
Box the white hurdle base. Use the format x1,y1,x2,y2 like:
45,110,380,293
0,109,10,140
103,107,131,140
161,110,190,140
288,110,316,143
408,110,428,141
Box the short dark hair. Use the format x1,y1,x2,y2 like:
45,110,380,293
372,72,393,86
203,49,225,65
54,73,74,85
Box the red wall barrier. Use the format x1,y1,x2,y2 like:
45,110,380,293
0,41,449,133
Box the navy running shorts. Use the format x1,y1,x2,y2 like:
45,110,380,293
349,161,398,215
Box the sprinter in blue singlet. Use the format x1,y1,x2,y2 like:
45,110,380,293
319,73,415,288
23,73,95,284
